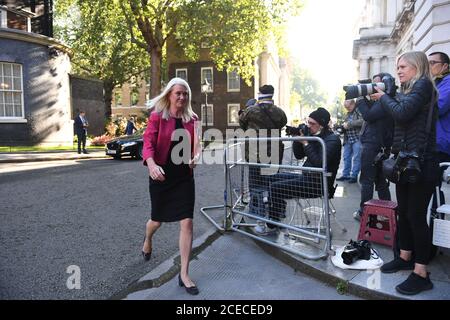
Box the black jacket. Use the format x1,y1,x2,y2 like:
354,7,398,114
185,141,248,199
74,115,87,136
357,98,394,148
379,77,439,183
292,129,342,192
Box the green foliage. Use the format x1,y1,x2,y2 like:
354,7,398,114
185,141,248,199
336,280,349,295
120,0,303,90
54,0,150,90
176,0,303,84
290,65,327,120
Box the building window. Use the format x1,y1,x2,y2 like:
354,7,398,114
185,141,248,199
0,9,6,28
201,67,213,92
176,68,188,81
227,68,240,92
201,104,213,126
130,87,139,106
227,104,240,126
114,90,122,108
0,62,24,118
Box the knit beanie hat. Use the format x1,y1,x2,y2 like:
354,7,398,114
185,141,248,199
245,98,257,107
258,85,274,100
309,107,330,127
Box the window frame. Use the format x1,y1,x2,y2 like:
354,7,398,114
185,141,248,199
227,103,240,126
0,62,25,121
175,68,188,81
113,88,123,108
201,103,214,126
0,9,7,28
130,86,140,107
200,67,213,93
227,68,240,92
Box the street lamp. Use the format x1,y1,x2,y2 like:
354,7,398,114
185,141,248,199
201,79,211,143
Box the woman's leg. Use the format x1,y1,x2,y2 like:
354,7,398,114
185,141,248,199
143,219,161,253
405,182,434,277
396,183,414,261
179,218,196,287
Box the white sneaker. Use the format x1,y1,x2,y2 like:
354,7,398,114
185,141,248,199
353,210,362,221
254,222,268,235
254,222,278,235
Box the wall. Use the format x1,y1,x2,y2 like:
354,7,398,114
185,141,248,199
414,0,450,54
0,28,73,146
70,75,105,137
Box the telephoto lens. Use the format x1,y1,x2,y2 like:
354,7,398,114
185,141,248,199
343,82,385,99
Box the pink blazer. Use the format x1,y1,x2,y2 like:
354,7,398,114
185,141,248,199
142,111,198,166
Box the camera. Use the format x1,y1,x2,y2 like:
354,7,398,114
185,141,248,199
341,239,372,265
285,123,309,136
343,75,397,99
333,124,345,135
398,150,422,184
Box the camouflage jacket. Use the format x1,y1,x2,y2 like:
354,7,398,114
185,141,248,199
238,101,287,164
239,101,287,131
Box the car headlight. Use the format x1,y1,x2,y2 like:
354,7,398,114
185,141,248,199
121,142,137,149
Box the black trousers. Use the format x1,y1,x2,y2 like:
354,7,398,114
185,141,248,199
359,144,391,211
396,181,434,265
77,132,86,152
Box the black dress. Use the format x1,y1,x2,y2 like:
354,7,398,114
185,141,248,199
149,118,195,222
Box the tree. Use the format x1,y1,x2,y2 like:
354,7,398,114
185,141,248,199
120,0,303,97
54,0,150,118
290,65,327,121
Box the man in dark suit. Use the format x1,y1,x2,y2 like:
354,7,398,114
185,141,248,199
74,110,89,154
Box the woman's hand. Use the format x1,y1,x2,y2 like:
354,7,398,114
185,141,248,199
370,87,386,101
189,154,200,169
148,164,165,181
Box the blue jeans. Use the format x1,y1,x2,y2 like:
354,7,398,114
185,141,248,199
342,140,361,178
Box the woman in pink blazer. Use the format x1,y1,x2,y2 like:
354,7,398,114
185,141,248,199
141,78,201,295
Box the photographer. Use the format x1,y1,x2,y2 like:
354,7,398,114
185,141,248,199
336,99,363,183
371,51,439,295
267,108,341,225
353,73,395,220
239,85,287,232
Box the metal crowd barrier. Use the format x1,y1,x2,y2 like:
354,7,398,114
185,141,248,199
201,136,337,260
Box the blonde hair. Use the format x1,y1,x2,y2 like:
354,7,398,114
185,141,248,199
149,77,197,122
397,51,436,94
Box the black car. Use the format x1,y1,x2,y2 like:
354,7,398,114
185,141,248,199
105,128,145,160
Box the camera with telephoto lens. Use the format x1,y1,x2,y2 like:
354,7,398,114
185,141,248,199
285,123,310,136
343,75,397,100
397,150,422,184
341,239,372,265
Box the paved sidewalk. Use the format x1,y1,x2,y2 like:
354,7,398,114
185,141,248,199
1,145,449,300
0,149,108,163
119,146,450,300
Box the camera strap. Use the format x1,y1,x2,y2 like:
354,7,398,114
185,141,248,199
421,89,437,157
371,247,380,260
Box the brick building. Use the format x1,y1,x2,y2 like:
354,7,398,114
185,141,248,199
111,36,291,133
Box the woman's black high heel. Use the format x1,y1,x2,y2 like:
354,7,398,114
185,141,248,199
142,236,152,261
178,274,199,295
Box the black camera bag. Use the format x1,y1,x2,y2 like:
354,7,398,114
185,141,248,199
382,156,400,183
